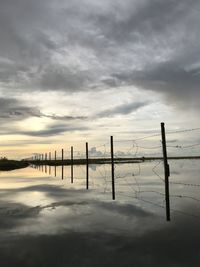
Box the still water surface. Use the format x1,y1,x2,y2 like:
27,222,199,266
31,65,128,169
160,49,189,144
0,160,200,266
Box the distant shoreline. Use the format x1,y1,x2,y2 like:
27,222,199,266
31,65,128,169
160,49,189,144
0,160,29,171
25,156,200,166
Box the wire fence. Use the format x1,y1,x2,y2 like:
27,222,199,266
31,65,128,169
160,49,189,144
29,124,200,222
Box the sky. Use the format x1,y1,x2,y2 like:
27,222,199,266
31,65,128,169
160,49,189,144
0,0,200,159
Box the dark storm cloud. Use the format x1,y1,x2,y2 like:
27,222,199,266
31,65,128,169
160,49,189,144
97,101,148,117
0,0,200,106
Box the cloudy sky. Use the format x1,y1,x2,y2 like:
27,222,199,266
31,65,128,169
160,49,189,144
0,0,200,158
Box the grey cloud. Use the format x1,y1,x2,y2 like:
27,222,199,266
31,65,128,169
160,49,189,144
112,60,200,106
0,98,41,119
0,97,87,122
0,0,199,108
97,101,148,118
15,123,89,137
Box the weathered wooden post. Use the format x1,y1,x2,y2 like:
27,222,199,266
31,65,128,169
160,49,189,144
110,136,115,200
86,142,89,189
161,122,171,221
71,146,74,183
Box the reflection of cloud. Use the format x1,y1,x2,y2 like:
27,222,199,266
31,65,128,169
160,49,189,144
0,201,41,230
0,215,200,266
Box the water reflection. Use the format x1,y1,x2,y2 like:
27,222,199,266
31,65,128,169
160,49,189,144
0,160,200,266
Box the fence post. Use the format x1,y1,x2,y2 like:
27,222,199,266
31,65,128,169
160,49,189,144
86,142,89,189
161,122,171,221
110,136,115,200
71,146,74,183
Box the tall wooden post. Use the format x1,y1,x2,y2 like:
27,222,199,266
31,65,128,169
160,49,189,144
71,146,73,183
161,122,171,221
86,142,89,189
110,136,115,200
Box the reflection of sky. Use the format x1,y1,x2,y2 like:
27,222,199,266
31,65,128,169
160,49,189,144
0,160,200,266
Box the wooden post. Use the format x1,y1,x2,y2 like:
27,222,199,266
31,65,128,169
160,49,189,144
86,142,89,189
161,122,171,221
71,146,74,183
49,152,51,161
62,149,64,161
110,136,115,200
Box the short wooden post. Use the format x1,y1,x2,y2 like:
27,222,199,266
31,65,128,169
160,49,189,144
49,152,51,161
86,142,89,189
110,136,115,200
71,146,74,183
161,122,171,221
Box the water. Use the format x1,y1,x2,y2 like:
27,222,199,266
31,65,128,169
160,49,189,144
0,160,200,266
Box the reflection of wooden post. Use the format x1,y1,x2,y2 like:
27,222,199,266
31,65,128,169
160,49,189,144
62,149,64,180
86,142,89,189
110,136,115,200
45,153,47,173
54,150,57,177
161,122,170,221
71,146,74,183
55,166,56,177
